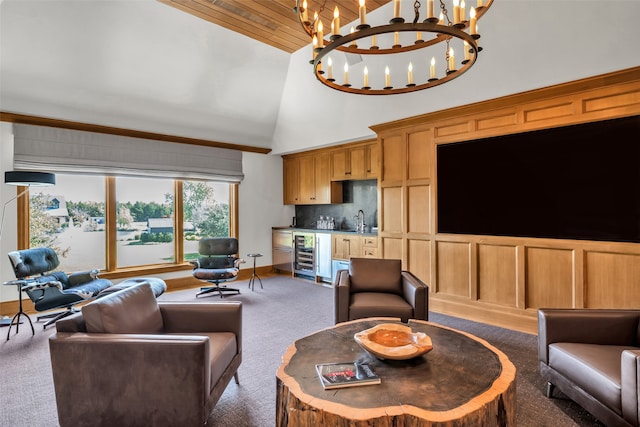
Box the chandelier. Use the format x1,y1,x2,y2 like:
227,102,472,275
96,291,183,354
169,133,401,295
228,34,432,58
296,0,493,95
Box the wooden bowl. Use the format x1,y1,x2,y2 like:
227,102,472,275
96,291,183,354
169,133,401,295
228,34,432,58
354,323,433,360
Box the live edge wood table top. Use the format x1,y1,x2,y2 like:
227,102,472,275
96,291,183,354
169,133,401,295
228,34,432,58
276,318,516,427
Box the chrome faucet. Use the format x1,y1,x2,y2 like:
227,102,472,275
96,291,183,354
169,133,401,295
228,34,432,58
355,210,365,233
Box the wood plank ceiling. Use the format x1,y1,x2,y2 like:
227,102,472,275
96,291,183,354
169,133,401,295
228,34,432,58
158,0,392,53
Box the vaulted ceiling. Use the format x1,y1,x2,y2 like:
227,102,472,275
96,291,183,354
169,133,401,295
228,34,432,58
159,0,392,53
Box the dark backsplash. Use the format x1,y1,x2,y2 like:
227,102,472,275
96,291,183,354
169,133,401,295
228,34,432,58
294,180,378,231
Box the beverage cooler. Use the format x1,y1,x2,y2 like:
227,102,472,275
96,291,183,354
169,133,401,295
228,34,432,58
293,232,315,279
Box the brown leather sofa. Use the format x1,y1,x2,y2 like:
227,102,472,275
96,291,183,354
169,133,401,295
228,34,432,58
538,308,640,427
49,283,242,427
334,257,429,324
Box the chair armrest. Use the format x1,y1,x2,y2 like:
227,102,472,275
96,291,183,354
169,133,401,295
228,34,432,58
49,333,211,423
622,349,640,427
401,271,429,320
159,301,242,352
334,269,351,324
234,258,245,268
538,309,640,364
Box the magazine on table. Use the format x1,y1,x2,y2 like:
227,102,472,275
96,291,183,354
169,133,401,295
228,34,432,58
315,361,381,389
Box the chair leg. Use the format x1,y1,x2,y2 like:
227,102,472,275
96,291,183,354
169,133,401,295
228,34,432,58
40,308,78,329
196,283,240,298
545,381,555,398
234,372,239,385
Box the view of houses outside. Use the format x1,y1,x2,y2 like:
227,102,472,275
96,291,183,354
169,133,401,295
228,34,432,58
29,174,230,273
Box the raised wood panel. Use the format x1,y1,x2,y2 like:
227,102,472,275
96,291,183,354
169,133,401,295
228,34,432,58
382,186,403,233
408,239,431,286
477,244,517,307
525,247,573,309
434,121,469,138
407,129,431,181
582,89,640,113
476,113,518,131
436,241,471,298
283,157,299,204
408,185,430,234
298,155,316,203
585,251,640,308
381,135,404,183
382,237,403,262
366,143,379,178
314,152,331,203
523,102,574,123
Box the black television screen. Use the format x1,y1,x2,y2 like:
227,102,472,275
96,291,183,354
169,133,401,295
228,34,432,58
436,115,640,243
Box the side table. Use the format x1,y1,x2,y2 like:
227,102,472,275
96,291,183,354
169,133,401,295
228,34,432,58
3,280,35,341
247,253,263,291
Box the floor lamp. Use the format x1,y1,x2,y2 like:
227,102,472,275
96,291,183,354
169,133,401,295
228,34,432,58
1,171,56,328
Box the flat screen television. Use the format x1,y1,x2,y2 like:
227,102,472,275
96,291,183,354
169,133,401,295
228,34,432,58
436,115,640,243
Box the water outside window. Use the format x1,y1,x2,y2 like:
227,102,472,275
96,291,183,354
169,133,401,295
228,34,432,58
29,174,106,272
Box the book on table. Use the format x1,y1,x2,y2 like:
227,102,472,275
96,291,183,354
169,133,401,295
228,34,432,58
315,361,381,389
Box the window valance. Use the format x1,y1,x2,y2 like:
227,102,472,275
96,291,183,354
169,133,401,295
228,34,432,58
12,124,244,182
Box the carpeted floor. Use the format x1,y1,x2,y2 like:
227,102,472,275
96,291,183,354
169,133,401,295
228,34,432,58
0,275,605,426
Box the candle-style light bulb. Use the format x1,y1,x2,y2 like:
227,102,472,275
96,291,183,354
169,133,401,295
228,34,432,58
461,0,466,21
464,41,470,61
302,0,308,22
363,66,369,87
317,20,324,46
439,12,444,25
430,56,436,79
332,6,340,36
359,0,367,26
449,47,455,71
344,62,349,85
408,62,414,85
427,0,434,19
453,0,460,24
470,7,477,35
349,26,357,47
385,66,391,88
393,0,401,18
327,57,333,80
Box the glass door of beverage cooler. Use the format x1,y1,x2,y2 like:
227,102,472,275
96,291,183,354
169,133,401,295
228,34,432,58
293,232,315,279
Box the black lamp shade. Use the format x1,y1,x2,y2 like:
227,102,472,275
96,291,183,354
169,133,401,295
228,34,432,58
5,171,56,187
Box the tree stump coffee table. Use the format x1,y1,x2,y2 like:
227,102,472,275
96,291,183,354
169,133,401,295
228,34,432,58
276,318,516,426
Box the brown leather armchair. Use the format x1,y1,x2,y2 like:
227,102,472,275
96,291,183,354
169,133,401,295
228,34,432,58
334,258,429,324
538,308,640,427
49,283,242,427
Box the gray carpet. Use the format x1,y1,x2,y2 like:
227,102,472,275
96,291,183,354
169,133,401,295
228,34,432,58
0,275,605,426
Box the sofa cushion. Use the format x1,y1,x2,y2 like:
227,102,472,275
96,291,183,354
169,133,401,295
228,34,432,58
82,283,164,334
349,292,413,321
349,258,402,295
549,342,638,414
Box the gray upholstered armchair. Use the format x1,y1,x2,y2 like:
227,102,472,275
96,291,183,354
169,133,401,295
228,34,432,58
49,283,242,427
334,257,429,324
8,247,112,327
538,308,640,427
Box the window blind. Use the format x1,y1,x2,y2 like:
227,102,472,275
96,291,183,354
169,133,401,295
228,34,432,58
12,124,244,182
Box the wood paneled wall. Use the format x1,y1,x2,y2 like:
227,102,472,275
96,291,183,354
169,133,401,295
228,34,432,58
372,67,640,334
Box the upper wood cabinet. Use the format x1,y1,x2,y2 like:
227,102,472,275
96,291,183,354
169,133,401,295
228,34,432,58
283,152,342,205
331,142,378,180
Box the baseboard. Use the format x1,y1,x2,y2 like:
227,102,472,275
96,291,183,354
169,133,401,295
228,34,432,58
429,296,538,335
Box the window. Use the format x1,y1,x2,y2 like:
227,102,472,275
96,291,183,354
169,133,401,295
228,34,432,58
182,180,230,262
26,173,236,276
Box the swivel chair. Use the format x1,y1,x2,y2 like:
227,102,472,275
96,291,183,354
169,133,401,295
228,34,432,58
191,237,244,298
8,247,112,328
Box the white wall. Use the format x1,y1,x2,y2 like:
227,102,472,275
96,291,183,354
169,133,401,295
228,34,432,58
271,0,640,154
238,152,294,267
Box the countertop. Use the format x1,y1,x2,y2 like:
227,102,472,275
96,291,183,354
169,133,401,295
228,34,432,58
272,226,378,237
